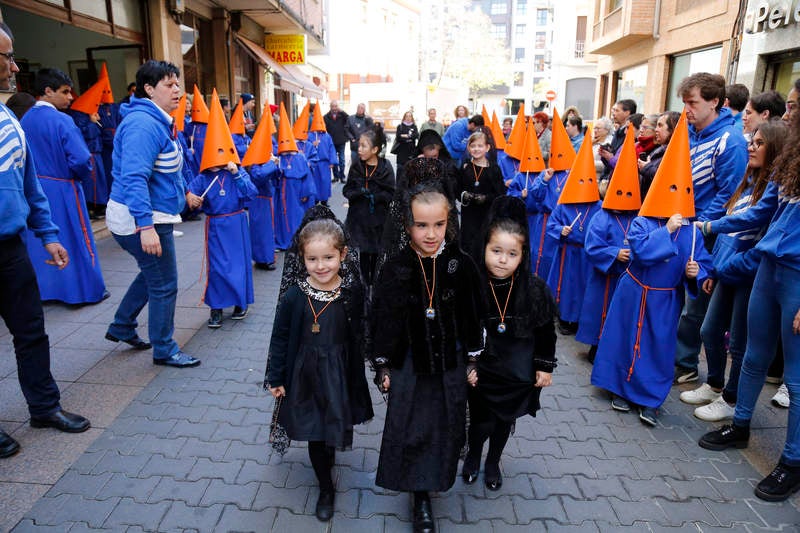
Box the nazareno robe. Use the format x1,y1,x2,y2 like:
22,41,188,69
591,218,714,408
68,110,110,206
188,168,257,309
232,133,251,161
247,161,279,265
546,200,602,323
576,209,636,347
273,151,313,249
530,169,569,280
308,131,337,203
343,158,395,255
506,170,542,261
98,102,119,185
296,139,318,207
21,104,106,304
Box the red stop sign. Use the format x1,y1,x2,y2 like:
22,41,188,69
546,90,556,101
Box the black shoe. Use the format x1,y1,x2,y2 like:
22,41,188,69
674,366,699,384
30,409,90,433
208,309,223,328
101,290,111,301
315,489,334,521
557,320,577,336
105,332,152,350
484,461,503,491
0,429,20,458
231,306,248,320
413,492,435,533
461,453,480,484
611,395,631,412
587,345,597,364
754,462,800,502
639,407,658,427
254,262,277,271
698,423,750,451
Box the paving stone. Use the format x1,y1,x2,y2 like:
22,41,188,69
330,514,385,533
99,472,160,503
139,455,196,480
513,437,564,458
210,422,260,444
545,457,597,479
25,494,118,528
233,460,291,487
131,434,187,458
147,477,211,506
543,519,601,532
102,498,169,530
557,438,606,459
11,519,81,532
666,478,724,501
335,465,377,491
655,499,718,527
251,482,311,514
530,474,581,499
463,494,515,524
608,496,668,526
90,451,149,477
597,439,644,459
511,495,567,524
746,499,800,529
575,475,626,500
176,437,232,461
214,504,277,532
167,420,219,440
673,459,726,482
561,496,618,525
186,458,243,484
629,457,682,480
86,433,142,455
357,489,409,519
157,501,224,533
586,457,636,479
704,499,767,528
46,470,112,500
710,460,762,483
620,477,676,501
271,508,327,532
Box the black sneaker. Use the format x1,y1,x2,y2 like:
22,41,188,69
231,306,248,320
674,367,699,384
208,309,223,328
639,407,658,427
315,489,334,521
698,423,750,451
755,462,800,502
611,395,631,412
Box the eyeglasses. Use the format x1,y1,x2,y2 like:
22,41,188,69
0,51,15,63
748,139,765,149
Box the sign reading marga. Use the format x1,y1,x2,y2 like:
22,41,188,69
264,34,307,65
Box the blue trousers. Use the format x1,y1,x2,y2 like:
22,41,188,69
108,225,180,360
734,257,800,466
333,144,346,181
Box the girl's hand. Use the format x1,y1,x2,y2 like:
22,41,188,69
504,179,513,187
186,191,203,209
685,260,699,279
616,249,631,262
534,371,552,387
269,386,285,398
226,161,239,173
543,168,554,181
702,278,715,295
666,214,683,233
793,308,800,335
521,188,528,198
561,225,572,237
467,367,478,387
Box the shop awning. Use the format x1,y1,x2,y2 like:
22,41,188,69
236,35,323,98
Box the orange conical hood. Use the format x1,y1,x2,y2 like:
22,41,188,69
199,89,240,172
171,93,187,132
191,85,209,123
639,111,695,218
242,102,277,167
293,101,310,140
97,65,114,103
229,98,246,135
503,106,526,160
481,105,490,127
70,79,105,115
558,128,600,204
277,102,299,154
549,108,576,171
490,111,505,150
519,118,545,173
602,124,641,211
310,101,327,132
99,63,109,80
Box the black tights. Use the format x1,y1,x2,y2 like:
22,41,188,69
360,252,378,288
308,441,335,491
466,418,512,466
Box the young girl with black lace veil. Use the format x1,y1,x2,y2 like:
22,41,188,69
264,206,373,522
462,196,557,492
370,180,483,532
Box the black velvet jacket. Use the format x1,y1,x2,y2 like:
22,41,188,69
370,243,483,374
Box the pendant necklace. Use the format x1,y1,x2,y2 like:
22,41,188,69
416,252,437,319
218,175,226,196
555,172,567,193
286,154,293,170
306,289,340,333
574,207,590,232
488,274,515,333
614,214,632,246
472,161,485,188
363,161,377,189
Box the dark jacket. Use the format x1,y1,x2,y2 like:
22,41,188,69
346,113,374,151
324,110,350,146
638,144,665,202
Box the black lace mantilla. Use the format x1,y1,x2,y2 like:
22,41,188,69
298,279,341,302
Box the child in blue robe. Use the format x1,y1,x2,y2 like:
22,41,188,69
69,109,109,214
530,168,567,280
248,160,279,270
274,151,313,249
309,129,337,205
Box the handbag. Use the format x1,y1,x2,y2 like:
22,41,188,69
269,396,291,455
389,135,400,155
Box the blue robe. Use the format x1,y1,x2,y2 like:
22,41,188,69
273,152,313,249
185,121,206,177
506,170,541,256
591,218,714,408
21,103,106,304
309,131,337,203
98,103,119,189
248,161,279,265
498,154,519,183
232,133,251,160
546,201,601,323
69,110,109,205
530,170,569,280
188,168,257,309
576,210,635,346
296,139,319,207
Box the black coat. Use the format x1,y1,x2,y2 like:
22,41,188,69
455,161,507,262
639,145,666,202
394,122,419,167
343,158,395,254
324,111,350,146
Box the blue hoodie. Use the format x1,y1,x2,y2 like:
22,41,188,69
755,189,800,269
688,107,748,222
708,185,765,285
110,96,186,227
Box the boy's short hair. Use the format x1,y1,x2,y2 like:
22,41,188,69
33,68,73,97
678,73,726,111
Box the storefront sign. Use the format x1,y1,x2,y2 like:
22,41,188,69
746,1,800,33
264,34,307,64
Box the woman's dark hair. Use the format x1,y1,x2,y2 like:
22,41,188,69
626,113,644,130
32,68,72,97
726,120,788,211
659,111,681,139
566,115,583,130
134,60,180,99
360,123,386,153
297,218,347,255
749,90,786,119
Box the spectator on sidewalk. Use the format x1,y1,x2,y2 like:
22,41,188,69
0,22,90,460
323,100,349,183
419,108,444,137
345,102,373,170
724,83,749,133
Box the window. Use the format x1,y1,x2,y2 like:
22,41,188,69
536,8,548,25
517,0,528,15
514,72,524,87
490,0,508,15
617,63,649,115
534,55,545,72
491,24,507,41
535,32,546,48
515,24,526,38
515,48,525,63
666,47,722,111
575,16,587,58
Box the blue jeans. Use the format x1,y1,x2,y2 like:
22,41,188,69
733,257,800,466
333,144,346,181
675,287,711,371
108,225,180,360
700,281,751,402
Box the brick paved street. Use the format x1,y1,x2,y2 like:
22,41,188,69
1,185,798,532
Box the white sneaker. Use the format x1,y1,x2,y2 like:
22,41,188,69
173,229,184,237
679,383,721,405
772,383,789,408
694,396,735,422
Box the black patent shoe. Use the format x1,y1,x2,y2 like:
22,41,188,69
0,429,20,458
315,489,334,521
461,453,480,484
413,492,435,533
755,462,800,502
105,332,152,350
30,409,90,433
484,461,503,491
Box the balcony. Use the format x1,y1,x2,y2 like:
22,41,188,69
588,0,655,55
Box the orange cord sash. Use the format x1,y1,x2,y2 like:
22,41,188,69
39,175,95,266
624,269,674,381
554,241,583,304
534,212,549,276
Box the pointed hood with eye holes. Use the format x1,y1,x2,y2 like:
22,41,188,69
602,124,641,211
277,102,299,154
549,108,577,171
557,127,599,204
191,85,210,123
199,88,240,172
639,111,695,218
503,106,526,160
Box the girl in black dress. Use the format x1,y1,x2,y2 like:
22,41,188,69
265,207,373,522
371,181,483,532
462,196,557,491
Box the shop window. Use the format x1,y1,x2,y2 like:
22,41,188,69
666,47,722,112
774,59,800,95
616,63,648,114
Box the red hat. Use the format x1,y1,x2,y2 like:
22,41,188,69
170,93,187,132
191,85,209,124
70,79,104,115
199,89,240,172
242,102,277,167
602,124,641,211
639,110,695,218
277,102,299,154
229,97,246,135
549,108,576,171
503,105,526,160
310,101,327,132
558,128,600,204
490,111,505,150
293,101,310,140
